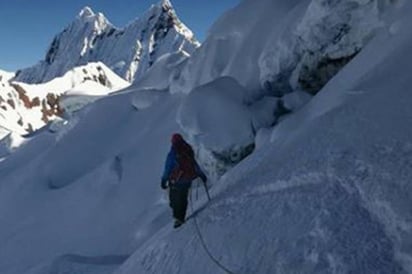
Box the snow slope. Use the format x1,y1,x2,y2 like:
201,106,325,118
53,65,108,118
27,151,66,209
0,70,22,138
0,0,411,273
0,70,15,82
14,0,199,84
115,2,412,273
0,89,181,274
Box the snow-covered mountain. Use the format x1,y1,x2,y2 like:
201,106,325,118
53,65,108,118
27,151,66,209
0,70,18,139
14,0,199,84
0,62,129,141
1,0,412,273
0,70,15,82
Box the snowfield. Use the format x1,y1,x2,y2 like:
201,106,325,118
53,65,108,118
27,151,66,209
0,0,412,273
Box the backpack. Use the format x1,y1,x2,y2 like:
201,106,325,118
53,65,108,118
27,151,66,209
170,141,198,182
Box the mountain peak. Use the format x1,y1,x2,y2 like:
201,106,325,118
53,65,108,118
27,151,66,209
159,0,173,8
15,1,199,84
149,0,173,12
75,6,110,28
78,6,95,20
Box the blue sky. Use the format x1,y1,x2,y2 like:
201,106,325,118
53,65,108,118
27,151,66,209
0,0,239,71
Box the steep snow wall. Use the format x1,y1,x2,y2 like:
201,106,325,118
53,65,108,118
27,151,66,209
170,0,307,98
260,0,383,95
171,0,388,98
166,0,397,178
177,77,256,177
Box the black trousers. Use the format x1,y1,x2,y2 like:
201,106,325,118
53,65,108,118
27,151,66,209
169,185,190,222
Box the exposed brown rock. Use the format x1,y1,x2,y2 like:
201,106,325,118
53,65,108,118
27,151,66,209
11,83,32,108
41,93,64,123
11,83,47,109
32,97,41,107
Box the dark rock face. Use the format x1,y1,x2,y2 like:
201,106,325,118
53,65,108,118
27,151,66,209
297,51,359,95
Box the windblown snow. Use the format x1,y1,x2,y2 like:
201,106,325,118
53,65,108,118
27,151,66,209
0,0,411,273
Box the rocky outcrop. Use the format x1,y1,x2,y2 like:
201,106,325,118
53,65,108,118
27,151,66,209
0,63,129,137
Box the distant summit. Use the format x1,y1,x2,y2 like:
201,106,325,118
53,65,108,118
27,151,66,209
77,6,95,19
14,0,199,84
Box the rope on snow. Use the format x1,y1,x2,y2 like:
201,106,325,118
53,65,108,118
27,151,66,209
189,182,236,274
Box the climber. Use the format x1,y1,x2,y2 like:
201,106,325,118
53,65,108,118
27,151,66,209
161,133,208,228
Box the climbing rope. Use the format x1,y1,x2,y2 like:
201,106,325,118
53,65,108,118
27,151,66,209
189,183,236,274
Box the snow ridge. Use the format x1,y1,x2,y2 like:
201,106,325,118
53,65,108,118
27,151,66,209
0,62,129,141
0,70,15,82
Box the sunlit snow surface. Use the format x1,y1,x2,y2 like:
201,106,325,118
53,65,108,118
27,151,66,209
0,62,130,144
0,0,412,273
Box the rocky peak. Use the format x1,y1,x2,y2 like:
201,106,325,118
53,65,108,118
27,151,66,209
140,0,199,45
160,0,172,8
76,6,109,29
74,6,111,30
14,1,199,84
77,6,95,20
